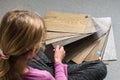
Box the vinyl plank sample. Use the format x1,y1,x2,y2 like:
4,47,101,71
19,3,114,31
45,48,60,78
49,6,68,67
44,11,96,33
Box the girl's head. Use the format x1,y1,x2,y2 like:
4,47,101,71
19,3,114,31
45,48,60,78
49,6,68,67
0,10,46,80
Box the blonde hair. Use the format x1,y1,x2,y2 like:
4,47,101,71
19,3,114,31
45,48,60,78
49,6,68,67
0,10,46,80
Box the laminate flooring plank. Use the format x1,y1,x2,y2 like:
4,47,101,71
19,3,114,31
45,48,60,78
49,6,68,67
44,11,96,33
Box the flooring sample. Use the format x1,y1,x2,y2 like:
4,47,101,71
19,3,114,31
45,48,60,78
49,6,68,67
90,17,117,61
102,26,117,60
46,31,77,40
44,33,93,62
52,33,92,47
45,32,98,63
46,34,79,45
84,17,113,61
45,18,109,63
44,11,96,33
72,40,100,64
84,32,109,61
92,17,111,33
51,17,110,47
44,17,113,63
71,17,111,63
63,28,106,63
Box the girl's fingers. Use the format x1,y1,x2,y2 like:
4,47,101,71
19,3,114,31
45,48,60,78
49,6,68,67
56,45,60,50
54,45,65,53
60,46,64,50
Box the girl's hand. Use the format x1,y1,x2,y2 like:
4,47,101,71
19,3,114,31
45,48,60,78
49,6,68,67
54,45,66,62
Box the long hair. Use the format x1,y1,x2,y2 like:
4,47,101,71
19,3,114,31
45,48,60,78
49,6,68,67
0,10,46,80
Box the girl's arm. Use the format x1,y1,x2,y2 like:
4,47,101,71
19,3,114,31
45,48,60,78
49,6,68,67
53,45,68,80
54,62,68,80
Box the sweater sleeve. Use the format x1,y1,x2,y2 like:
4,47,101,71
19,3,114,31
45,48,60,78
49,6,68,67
54,62,68,80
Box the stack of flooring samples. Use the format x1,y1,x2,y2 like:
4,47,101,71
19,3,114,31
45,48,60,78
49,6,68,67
44,11,117,64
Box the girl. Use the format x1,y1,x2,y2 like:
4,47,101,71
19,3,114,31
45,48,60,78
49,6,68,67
0,10,67,80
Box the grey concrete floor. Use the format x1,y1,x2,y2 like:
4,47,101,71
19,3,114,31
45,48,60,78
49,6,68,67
0,0,120,80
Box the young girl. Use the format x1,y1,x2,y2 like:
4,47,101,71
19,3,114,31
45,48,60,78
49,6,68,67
0,10,67,80
0,9,107,80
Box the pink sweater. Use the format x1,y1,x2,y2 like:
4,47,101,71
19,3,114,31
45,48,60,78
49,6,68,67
22,62,68,80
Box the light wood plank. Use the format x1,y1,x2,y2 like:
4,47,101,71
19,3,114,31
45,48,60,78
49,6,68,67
72,40,100,64
46,31,76,40
44,11,96,33
84,33,109,61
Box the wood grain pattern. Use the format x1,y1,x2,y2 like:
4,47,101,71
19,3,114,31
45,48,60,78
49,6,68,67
46,31,76,40
63,29,105,62
45,23,108,63
52,33,91,47
44,11,96,33
72,40,100,64
44,16,113,63
46,35,79,45
82,18,111,62
84,32,109,61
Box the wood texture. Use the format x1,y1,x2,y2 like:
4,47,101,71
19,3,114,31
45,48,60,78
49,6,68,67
45,20,109,63
84,32,109,61
44,16,114,64
92,17,117,61
63,28,106,62
72,40,100,64
52,33,92,47
46,34,78,45
46,31,77,40
72,18,111,63
44,11,96,33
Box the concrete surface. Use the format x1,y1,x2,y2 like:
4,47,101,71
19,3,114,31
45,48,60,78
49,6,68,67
0,0,120,80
